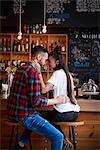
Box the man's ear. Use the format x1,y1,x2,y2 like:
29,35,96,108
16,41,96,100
37,54,41,61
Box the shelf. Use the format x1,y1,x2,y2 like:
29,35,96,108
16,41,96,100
0,52,11,54
0,33,68,98
12,52,30,54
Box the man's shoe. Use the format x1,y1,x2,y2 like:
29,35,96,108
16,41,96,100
13,143,25,150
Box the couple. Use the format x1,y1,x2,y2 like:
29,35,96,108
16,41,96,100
7,45,80,150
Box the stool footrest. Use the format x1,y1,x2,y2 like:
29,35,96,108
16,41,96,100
54,121,84,126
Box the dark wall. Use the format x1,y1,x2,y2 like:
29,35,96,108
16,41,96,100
1,0,44,32
0,0,100,33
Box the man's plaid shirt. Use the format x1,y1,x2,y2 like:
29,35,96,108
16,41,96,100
7,62,48,122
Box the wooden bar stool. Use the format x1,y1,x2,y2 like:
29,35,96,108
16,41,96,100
54,121,84,150
3,120,32,150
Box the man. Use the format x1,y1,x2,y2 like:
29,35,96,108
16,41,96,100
7,46,66,150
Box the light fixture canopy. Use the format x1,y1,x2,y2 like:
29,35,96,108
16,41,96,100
17,0,22,40
42,0,47,33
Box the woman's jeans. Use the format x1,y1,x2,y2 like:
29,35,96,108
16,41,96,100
20,113,64,150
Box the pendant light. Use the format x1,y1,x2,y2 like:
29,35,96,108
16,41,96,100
42,0,47,33
18,0,22,40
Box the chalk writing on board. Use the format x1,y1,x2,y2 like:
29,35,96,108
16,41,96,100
46,0,70,25
76,0,100,12
68,32,100,71
91,40,100,56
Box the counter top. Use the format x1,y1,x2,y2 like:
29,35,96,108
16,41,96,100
77,99,100,112
0,98,100,112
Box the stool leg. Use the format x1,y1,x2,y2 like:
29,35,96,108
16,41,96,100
69,126,72,142
29,136,32,150
72,126,76,150
9,125,15,150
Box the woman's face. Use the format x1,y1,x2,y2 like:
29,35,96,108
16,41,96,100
49,56,59,69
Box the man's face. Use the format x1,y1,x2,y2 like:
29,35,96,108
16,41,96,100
39,52,48,66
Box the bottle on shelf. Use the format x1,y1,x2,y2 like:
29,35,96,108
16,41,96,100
29,25,33,34
40,38,43,46
32,25,36,34
31,40,35,49
23,24,27,33
0,38,3,51
36,39,39,46
49,40,54,51
13,39,17,52
7,38,11,51
1,60,6,71
3,38,7,52
21,40,25,52
61,41,65,52
0,60,2,70
25,38,29,52
17,40,21,52
35,24,39,34
39,24,42,34
26,25,30,34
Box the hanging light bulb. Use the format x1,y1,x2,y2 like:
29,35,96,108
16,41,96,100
18,31,22,40
42,0,47,33
17,0,22,40
42,24,47,34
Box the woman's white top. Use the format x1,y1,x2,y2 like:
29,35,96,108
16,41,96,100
48,69,80,113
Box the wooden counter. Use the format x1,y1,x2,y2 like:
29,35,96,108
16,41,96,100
77,99,100,112
0,98,100,150
0,98,100,112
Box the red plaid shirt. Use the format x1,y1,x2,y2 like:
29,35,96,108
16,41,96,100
7,63,48,122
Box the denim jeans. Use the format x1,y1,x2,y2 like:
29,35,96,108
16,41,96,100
53,110,79,122
20,113,64,150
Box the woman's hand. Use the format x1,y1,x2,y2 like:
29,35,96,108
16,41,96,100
70,96,77,105
35,63,41,74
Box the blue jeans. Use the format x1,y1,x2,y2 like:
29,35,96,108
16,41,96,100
20,113,64,150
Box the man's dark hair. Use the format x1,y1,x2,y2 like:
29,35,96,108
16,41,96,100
31,46,48,58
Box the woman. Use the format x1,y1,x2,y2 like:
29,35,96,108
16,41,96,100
42,47,80,122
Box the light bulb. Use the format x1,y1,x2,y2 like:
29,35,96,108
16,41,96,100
42,25,47,33
18,32,22,40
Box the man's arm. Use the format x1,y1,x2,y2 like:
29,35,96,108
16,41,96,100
47,95,66,106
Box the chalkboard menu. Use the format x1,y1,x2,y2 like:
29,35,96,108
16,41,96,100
68,30,100,73
1,0,100,32
76,0,100,12
46,0,100,27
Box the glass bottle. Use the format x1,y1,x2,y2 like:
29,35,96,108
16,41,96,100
13,39,17,52
17,40,21,52
0,38,3,51
7,38,11,51
25,38,29,51
21,40,25,52
3,38,7,52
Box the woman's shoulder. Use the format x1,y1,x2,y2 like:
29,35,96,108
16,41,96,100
54,69,65,74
